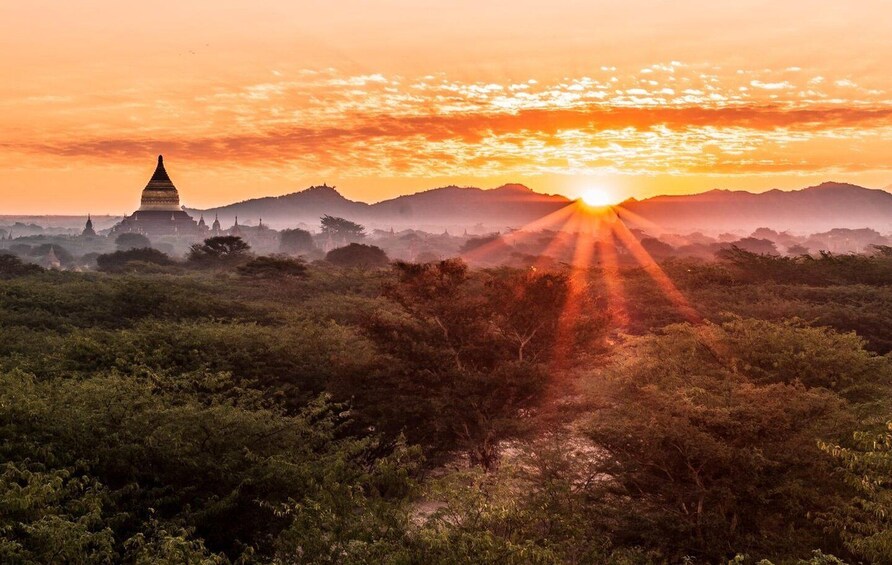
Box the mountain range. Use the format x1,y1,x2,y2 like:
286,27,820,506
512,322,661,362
189,181,892,234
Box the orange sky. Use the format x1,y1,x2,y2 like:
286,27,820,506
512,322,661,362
2,0,891,214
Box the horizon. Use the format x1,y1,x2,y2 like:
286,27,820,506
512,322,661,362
2,1,892,214
2,175,891,218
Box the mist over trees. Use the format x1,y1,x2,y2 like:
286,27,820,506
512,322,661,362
279,227,315,254
1,211,892,562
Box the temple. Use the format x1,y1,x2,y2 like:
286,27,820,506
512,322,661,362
82,214,96,237
111,155,201,237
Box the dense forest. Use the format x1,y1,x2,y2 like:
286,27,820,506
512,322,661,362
1,239,891,564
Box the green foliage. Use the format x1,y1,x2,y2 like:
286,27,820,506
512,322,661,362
717,246,892,285
0,463,116,564
96,247,173,272
0,253,42,277
48,318,370,409
237,255,308,279
355,260,572,469
326,243,389,269
0,372,419,561
0,254,890,562
583,319,871,561
187,236,252,267
819,422,892,563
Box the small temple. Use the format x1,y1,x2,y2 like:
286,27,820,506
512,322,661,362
82,214,96,237
111,155,201,237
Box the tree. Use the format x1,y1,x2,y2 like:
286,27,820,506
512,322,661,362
187,236,251,267
0,371,419,561
459,235,508,255
0,253,42,277
819,422,892,563
0,463,116,563
320,215,365,246
355,261,552,469
787,243,810,256
325,243,389,269
727,237,779,256
115,232,151,250
640,237,675,260
96,248,173,272
279,228,315,255
484,270,570,362
28,244,73,267
237,255,308,278
582,319,871,561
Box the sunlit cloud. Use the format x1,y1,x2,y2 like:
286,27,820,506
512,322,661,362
3,63,892,212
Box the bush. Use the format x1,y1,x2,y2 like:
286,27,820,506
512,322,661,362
28,244,73,267
187,236,251,267
237,255,308,278
0,253,42,277
581,319,875,561
279,228,315,254
96,248,173,272
326,243,389,269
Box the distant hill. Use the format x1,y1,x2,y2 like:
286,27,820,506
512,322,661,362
190,185,369,227
188,184,571,230
622,182,892,233
189,181,892,234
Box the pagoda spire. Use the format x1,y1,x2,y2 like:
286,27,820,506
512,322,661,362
139,154,180,211
151,155,172,182
82,214,96,237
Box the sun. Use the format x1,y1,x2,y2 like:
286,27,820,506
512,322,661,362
580,187,615,208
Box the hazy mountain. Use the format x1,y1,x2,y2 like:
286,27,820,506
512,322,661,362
189,185,369,227
623,182,892,233
190,183,570,230
190,181,892,234
370,184,569,228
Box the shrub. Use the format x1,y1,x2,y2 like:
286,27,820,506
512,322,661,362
237,255,308,278
96,248,173,272
326,243,389,269
0,253,42,277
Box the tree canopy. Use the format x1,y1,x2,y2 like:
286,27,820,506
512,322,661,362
325,243,389,269
319,215,365,245
187,236,252,267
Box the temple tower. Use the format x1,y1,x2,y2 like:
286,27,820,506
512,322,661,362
139,155,182,211
82,214,96,237
111,155,200,237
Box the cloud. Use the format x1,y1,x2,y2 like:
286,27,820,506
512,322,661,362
5,66,892,179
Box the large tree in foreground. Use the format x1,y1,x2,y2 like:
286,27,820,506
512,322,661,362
820,422,892,563
354,260,574,469
583,319,890,561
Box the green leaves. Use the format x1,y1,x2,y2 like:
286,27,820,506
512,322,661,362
0,372,419,562
819,422,892,563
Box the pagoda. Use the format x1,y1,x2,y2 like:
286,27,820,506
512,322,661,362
82,214,97,237
112,155,201,237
